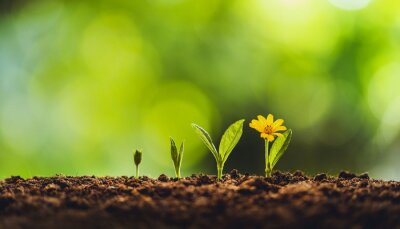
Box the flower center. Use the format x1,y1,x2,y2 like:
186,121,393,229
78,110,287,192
264,125,273,134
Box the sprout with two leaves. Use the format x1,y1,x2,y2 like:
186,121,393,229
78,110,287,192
192,120,244,181
170,137,184,178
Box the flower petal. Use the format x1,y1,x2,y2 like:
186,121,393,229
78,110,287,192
273,132,283,137
266,114,274,125
250,120,265,133
261,133,275,141
257,115,267,125
274,126,287,132
260,133,266,138
272,119,284,128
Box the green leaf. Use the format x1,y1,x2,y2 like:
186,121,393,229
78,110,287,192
191,123,219,161
170,137,179,168
269,129,292,169
178,141,184,168
219,119,245,163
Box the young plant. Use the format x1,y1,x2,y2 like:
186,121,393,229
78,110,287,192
192,119,244,181
250,114,292,177
170,137,184,178
133,149,142,178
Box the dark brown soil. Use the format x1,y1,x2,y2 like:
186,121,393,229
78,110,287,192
1,170,399,229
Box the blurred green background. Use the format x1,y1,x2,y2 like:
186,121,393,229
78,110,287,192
1,0,400,180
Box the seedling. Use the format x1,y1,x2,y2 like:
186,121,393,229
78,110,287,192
192,119,244,181
133,149,142,178
250,114,292,177
170,137,184,178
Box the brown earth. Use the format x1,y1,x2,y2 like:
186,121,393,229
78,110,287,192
0,170,399,229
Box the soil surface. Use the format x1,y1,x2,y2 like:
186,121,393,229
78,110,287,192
0,170,399,229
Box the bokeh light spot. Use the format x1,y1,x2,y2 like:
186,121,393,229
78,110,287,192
368,63,400,119
329,0,371,10
81,12,144,77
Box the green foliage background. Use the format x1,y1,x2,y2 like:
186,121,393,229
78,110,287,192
1,0,399,179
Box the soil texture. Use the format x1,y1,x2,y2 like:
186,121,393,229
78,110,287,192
1,170,399,229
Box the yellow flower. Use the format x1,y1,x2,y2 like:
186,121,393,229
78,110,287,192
249,114,287,141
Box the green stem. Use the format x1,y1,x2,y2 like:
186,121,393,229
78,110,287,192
217,164,223,181
176,168,181,178
265,139,271,177
135,165,139,178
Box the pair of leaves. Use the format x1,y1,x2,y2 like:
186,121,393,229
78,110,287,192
192,119,244,166
269,129,292,169
170,137,184,177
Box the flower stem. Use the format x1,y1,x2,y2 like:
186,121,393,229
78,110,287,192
135,165,139,178
265,139,272,177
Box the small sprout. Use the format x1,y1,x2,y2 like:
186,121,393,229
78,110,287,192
133,149,142,178
192,119,244,181
250,114,292,177
170,137,184,178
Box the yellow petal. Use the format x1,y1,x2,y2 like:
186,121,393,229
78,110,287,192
273,133,283,137
274,126,287,132
257,115,267,125
260,133,268,138
261,133,275,141
266,114,274,125
250,120,265,133
272,119,284,128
